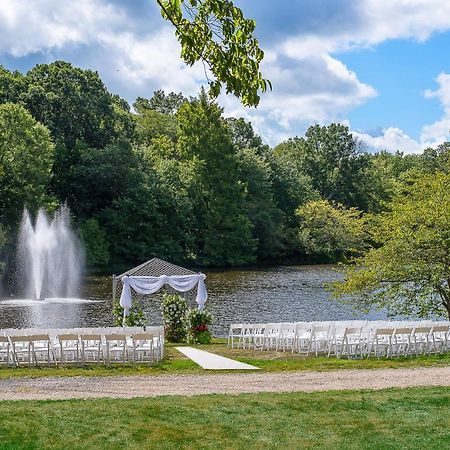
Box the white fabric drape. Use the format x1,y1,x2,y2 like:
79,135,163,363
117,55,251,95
120,273,208,316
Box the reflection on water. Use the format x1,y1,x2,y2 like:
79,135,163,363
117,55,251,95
0,265,387,336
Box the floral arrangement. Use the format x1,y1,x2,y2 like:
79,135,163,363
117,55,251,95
186,308,213,344
161,293,188,342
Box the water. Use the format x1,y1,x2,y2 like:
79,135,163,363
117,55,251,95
17,207,82,299
0,265,388,336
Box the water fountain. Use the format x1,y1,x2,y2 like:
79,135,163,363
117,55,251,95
17,206,83,300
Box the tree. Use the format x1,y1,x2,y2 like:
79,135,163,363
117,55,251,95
333,172,450,319
237,148,285,260
21,61,123,149
177,90,255,265
58,139,140,218
226,117,265,151
296,200,366,262
134,90,186,115
0,103,54,225
156,0,270,106
79,218,110,272
0,66,25,104
274,124,383,212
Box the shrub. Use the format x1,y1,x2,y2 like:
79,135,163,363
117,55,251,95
112,299,147,327
186,308,213,344
161,294,188,342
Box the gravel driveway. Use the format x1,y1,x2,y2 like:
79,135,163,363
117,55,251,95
1,366,449,401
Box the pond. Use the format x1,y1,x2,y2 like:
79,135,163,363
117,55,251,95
0,265,387,337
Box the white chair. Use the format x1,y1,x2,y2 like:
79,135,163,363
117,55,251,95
327,325,347,358
241,324,255,349
56,334,80,364
105,334,128,364
29,334,56,366
0,335,12,366
277,323,296,351
131,333,154,364
252,323,267,349
308,324,331,356
368,328,394,358
262,323,281,351
411,327,431,356
430,325,449,354
9,335,32,367
340,327,363,359
80,334,103,364
294,322,312,354
392,328,413,357
227,324,244,349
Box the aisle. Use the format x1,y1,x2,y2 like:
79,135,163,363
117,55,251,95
175,347,259,370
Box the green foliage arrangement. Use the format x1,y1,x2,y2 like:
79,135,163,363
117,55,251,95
186,308,213,344
161,294,188,342
112,300,147,327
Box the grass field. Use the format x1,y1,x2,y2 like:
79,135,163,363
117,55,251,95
0,340,450,378
0,387,448,449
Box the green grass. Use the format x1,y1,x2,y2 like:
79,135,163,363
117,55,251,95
0,387,449,449
1,340,450,378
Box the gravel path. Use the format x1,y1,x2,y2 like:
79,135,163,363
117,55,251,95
1,367,449,401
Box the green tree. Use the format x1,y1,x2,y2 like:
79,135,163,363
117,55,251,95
226,117,265,151
177,90,255,265
156,0,270,106
237,147,285,260
0,103,54,224
62,139,138,218
333,172,450,319
79,218,110,272
274,124,380,211
134,90,186,115
296,200,366,262
20,61,123,149
0,66,25,104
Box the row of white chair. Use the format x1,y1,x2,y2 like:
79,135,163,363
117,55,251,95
0,326,164,367
227,321,450,358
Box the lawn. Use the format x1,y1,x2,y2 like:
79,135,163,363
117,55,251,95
0,340,450,378
0,387,448,449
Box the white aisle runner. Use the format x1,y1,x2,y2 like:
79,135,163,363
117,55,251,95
176,347,259,370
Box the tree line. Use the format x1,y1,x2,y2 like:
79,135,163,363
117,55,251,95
0,61,449,316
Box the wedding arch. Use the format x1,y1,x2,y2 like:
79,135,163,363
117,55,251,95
113,258,208,317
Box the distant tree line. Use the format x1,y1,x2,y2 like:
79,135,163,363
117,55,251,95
0,61,449,296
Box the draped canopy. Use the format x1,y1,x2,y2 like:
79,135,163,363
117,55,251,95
119,273,208,316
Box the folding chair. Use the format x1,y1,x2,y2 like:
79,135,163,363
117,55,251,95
0,335,12,366
430,325,450,354
56,334,81,364
131,333,154,364
293,322,312,354
392,328,413,357
105,334,128,364
368,328,394,358
29,334,56,366
411,327,431,356
308,324,331,356
80,334,103,364
227,324,244,349
9,335,32,367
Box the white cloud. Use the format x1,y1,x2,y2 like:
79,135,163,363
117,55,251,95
1,1,450,149
354,127,422,154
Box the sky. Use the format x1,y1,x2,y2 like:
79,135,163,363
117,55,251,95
1,1,450,153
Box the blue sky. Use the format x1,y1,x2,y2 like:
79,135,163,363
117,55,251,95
1,0,450,153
